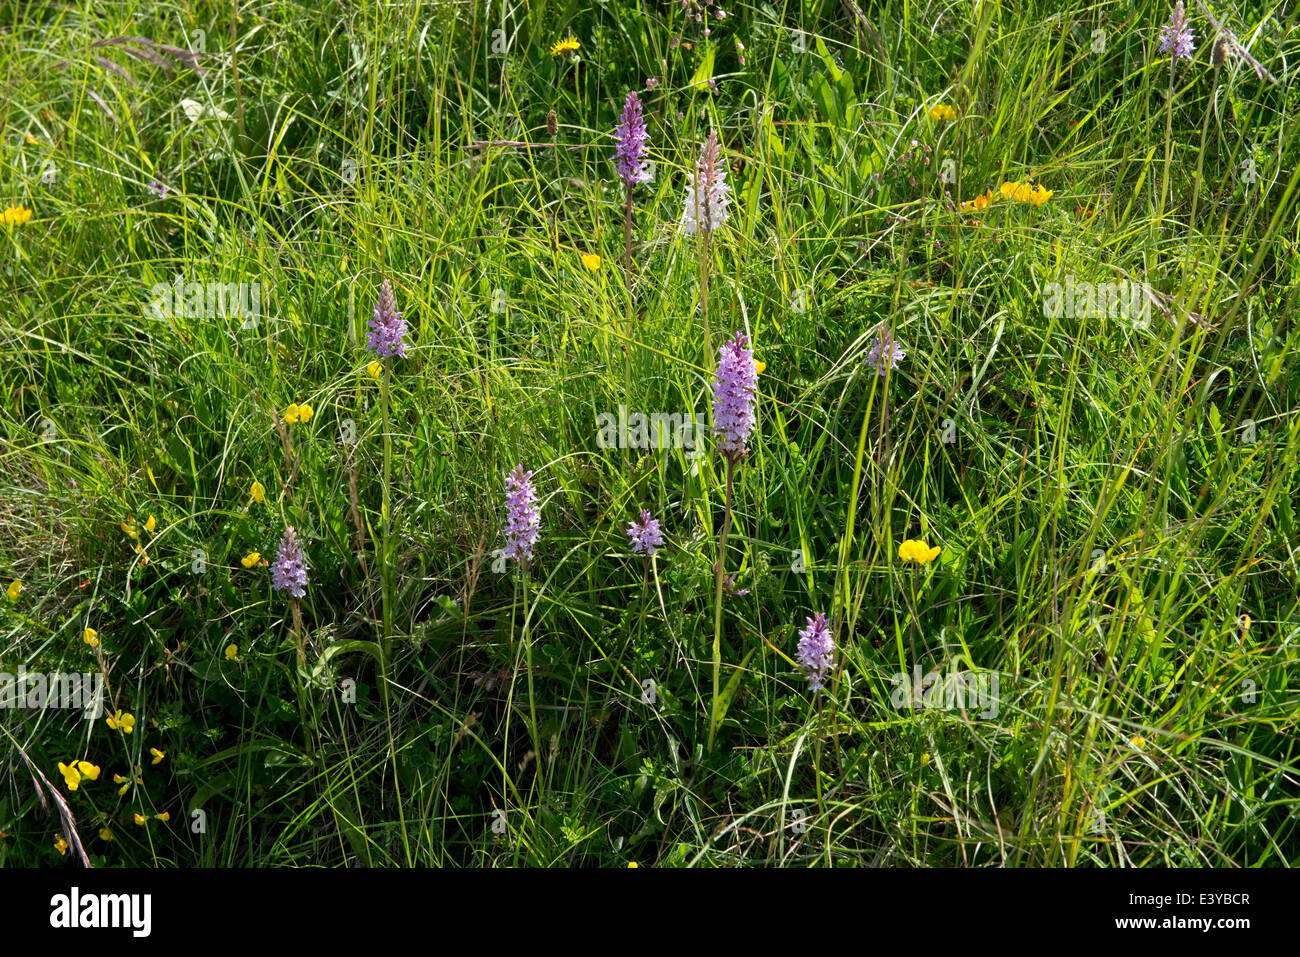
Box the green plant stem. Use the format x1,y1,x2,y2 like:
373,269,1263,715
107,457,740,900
380,356,393,670
708,457,735,752
522,565,544,793
623,184,633,294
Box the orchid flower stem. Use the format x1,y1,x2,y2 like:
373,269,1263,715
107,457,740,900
708,457,735,753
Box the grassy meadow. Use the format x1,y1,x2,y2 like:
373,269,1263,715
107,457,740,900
2,0,1299,867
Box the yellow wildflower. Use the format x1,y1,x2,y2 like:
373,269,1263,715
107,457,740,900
283,403,300,424
240,552,261,568
83,627,99,647
959,189,993,213
1,205,33,227
999,180,1039,204
754,361,766,375
1130,735,1146,751
581,253,601,272
57,762,81,791
224,643,239,661
121,520,138,539
76,761,100,781
298,402,313,422
144,514,156,533
150,747,165,765
113,773,128,784
928,104,957,122
550,35,580,56
134,813,147,826
106,710,135,734
998,181,1019,202
367,360,383,378
627,861,639,868
6,580,21,600
898,539,941,564
54,834,68,856
250,480,266,504
156,811,170,822
25,131,38,145
99,828,113,841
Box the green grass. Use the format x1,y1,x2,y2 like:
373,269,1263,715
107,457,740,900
1,0,1298,867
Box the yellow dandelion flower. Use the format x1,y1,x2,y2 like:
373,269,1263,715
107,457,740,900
57,762,81,791
898,539,942,564
250,480,266,504
144,514,156,533
224,643,239,661
928,104,957,122
240,552,261,568
550,35,580,56
83,627,99,647
150,747,165,765
54,834,68,855
1,205,33,227
6,580,21,600
367,360,383,378
581,253,601,272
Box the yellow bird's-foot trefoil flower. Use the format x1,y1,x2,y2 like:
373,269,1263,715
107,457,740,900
898,539,942,564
